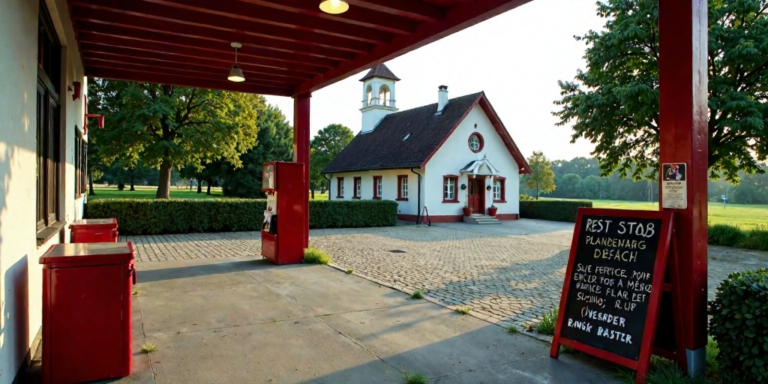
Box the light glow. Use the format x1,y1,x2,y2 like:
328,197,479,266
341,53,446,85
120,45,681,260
319,0,349,14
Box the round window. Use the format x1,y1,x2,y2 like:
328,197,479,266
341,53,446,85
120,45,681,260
468,133,483,153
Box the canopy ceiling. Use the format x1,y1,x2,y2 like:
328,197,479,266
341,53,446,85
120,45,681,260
68,0,532,96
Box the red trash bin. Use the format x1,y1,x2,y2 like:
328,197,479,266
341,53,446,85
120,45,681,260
70,218,119,243
40,242,136,384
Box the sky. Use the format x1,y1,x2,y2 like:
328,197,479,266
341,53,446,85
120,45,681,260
265,0,606,161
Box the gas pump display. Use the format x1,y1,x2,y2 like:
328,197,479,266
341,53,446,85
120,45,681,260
260,162,304,265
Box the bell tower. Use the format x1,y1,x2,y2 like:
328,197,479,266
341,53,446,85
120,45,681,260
360,63,399,133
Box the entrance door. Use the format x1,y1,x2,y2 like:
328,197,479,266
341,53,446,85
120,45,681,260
468,178,485,214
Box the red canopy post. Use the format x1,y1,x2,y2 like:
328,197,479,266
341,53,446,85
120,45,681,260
293,94,311,251
658,0,708,376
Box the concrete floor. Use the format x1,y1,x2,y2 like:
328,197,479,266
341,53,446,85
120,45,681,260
90,256,622,384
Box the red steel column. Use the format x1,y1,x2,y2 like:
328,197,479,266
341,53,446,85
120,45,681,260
658,0,708,376
293,94,311,250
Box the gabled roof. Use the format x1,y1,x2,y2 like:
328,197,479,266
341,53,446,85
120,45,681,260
359,64,400,82
322,92,531,175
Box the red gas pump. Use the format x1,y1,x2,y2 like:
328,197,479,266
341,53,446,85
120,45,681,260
261,162,305,264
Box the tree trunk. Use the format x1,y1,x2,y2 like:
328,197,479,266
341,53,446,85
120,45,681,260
156,160,173,199
536,186,539,200
197,178,203,194
129,170,135,191
311,189,315,199
206,178,212,195
88,166,96,195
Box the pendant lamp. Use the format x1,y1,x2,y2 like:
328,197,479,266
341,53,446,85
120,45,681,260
228,42,245,83
319,0,349,14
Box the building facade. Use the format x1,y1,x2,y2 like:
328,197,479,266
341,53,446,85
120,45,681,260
0,0,87,381
323,65,530,223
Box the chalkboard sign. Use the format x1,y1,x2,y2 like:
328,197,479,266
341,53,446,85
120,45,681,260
550,208,674,383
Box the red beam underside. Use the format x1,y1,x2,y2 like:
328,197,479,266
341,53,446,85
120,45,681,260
346,0,446,22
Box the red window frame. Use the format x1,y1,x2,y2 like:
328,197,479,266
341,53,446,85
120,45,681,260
373,176,382,200
336,177,344,198
442,175,459,203
353,177,362,199
397,175,409,201
468,132,484,153
493,177,507,203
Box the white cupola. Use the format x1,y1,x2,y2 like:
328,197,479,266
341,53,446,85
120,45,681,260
359,63,399,134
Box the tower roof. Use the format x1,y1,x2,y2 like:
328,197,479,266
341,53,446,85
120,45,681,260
359,64,400,82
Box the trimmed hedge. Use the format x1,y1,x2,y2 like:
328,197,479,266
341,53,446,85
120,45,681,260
708,224,768,251
519,200,593,222
709,268,768,382
85,199,397,235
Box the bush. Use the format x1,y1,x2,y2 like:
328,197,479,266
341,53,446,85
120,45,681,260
709,268,768,383
85,199,398,235
519,200,592,222
708,224,747,247
740,227,768,251
117,183,125,191
520,193,535,201
303,247,331,264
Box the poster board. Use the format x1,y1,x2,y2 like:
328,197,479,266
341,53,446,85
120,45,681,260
550,208,674,383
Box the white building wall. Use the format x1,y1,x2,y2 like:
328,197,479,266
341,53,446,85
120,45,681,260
425,104,520,217
0,0,85,381
327,169,423,217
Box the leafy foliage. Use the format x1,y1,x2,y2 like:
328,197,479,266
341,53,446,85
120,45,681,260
536,308,558,336
303,248,331,265
85,199,397,234
554,0,768,182
310,124,354,192
709,268,768,382
519,200,593,222
708,224,747,247
523,151,556,199
222,105,294,198
88,79,262,198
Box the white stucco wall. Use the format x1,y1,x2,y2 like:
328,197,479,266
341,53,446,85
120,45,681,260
327,169,424,217
0,0,85,381
425,104,520,217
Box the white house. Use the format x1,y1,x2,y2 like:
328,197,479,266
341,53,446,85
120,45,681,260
322,64,531,223
1,0,88,381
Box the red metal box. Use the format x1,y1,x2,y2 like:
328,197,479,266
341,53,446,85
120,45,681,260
40,242,136,384
69,218,119,243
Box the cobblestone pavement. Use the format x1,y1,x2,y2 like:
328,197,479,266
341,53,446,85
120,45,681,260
122,221,768,330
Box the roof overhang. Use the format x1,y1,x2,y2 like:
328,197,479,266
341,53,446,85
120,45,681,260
461,156,500,176
68,0,534,96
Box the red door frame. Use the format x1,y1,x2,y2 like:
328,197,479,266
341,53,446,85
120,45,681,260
468,177,485,214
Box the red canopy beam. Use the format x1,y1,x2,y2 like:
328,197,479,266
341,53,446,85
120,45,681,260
70,1,374,53
658,0,708,376
293,94,311,251
295,0,533,95
86,67,294,96
346,0,445,22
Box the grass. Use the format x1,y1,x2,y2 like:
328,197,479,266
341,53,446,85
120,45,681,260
411,291,425,299
543,198,768,231
507,325,519,334
140,342,158,354
536,308,558,336
403,372,428,384
613,337,721,384
89,186,329,200
454,307,472,315
303,247,331,265
345,269,354,274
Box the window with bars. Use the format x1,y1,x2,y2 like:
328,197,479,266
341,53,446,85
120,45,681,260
353,177,362,199
373,176,382,199
337,177,344,198
493,178,506,202
443,176,458,201
397,175,408,200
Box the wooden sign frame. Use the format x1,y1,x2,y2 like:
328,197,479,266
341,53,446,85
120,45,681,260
550,208,675,383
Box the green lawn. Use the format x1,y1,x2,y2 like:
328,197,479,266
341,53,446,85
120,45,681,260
543,198,768,230
89,186,329,200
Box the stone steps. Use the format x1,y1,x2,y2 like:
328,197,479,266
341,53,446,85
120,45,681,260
463,214,501,225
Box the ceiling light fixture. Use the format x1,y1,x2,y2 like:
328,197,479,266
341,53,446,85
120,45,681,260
228,42,245,83
319,0,349,14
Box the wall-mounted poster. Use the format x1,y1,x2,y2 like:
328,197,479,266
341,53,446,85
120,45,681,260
661,163,687,209
262,163,275,191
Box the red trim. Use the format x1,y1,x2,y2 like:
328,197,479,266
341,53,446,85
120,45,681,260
353,177,362,198
495,214,519,220
398,214,463,223
373,175,382,199
443,174,459,177
397,175,409,200
336,177,344,198
442,175,459,203
419,93,532,175
468,132,484,153
492,178,506,203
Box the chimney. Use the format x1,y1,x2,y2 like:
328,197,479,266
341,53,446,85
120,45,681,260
436,85,449,114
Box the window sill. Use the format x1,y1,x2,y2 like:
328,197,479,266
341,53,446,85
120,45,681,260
442,200,460,204
373,197,381,200
36,221,66,248
494,200,507,203
352,196,361,200
396,198,409,201
336,196,344,199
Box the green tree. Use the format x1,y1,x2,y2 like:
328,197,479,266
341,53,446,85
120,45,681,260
222,105,293,198
558,173,582,198
310,124,354,196
554,0,768,182
88,79,261,199
524,151,556,199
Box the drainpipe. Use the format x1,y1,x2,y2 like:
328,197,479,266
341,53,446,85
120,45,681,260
410,168,422,224
322,173,332,199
